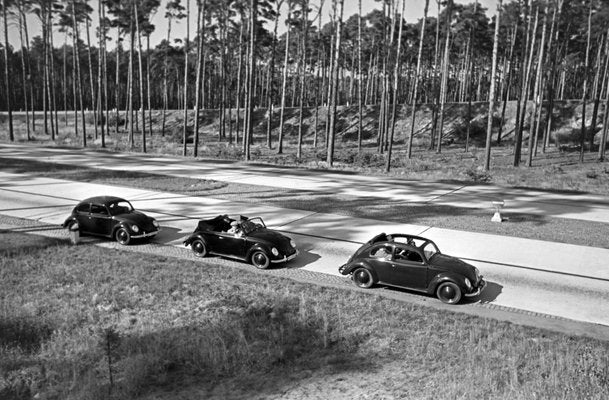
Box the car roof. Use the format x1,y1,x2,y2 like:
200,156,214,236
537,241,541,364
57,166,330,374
369,233,432,245
79,196,126,205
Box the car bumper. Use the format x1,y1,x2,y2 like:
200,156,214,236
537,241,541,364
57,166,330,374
131,230,159,239
464,279,486,297
271,250,299,263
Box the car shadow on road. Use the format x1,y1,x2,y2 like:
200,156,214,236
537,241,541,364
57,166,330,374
473,281,503,304
152,226,189,245
282,248,321,269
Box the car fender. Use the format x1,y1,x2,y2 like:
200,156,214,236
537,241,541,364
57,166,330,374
183,233,209,248
111,222,132,237
246,244,271,260
62,217,77,229
339,262,379,282
427,272,468,295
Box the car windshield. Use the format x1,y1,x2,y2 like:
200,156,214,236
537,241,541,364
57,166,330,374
240,220,261,234
107,200,133,215
422,241,440,260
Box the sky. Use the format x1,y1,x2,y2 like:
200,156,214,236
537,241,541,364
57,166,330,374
3,0,499,51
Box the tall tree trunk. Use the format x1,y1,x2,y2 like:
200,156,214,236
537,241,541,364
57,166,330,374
62,34,69,126
326,0,344,166
134,2,146,153
579,2,592,163
244,0,257,161
128,24,134,148
464,0,479,152
527,1,548,166
161,17,172,137
85,15,98,140
18,0,30,140
98,0,105,147
498,26,517,144
385,0,405,172
235,19,244,145
542,0,563,152
1,0,13,141
297,1,309,159
407,0,429,158
182,0,190,156
357,0,363,152
114,32,121,134
436,0,453,154
277,6,291,155
146,35,152,137
49,17,59,139
514,0,535,167
484,0,503,171
194,0,206,157
266,1,282,149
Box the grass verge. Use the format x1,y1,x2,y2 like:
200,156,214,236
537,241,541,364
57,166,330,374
2,157,609,249
1,232,608,399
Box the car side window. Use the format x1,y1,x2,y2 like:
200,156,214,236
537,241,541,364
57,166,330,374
91,204,108,215
395,247,424,263
75,203,90,214
370,245,392,259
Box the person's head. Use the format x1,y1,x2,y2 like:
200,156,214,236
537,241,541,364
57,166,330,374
230,221,239,229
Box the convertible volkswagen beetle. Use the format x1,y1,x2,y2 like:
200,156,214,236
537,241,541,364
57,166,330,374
339,233,485,304
62,196,160,245
183,214,298,269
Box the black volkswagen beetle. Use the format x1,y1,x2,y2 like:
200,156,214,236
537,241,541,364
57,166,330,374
62,196,160,245
339,233,485,304
183,214,298,269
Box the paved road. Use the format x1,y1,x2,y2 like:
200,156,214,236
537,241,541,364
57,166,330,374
3,143,609,223
2,170,609,329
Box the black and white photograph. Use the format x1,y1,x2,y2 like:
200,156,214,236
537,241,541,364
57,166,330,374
1,0,609,398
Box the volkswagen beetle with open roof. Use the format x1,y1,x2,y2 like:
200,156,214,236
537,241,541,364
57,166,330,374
339,233,485,304
184,214,298,269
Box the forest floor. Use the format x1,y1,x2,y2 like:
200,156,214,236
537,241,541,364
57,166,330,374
2,100,609,195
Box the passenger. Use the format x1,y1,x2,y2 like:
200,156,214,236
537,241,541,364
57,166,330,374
228,221,242,237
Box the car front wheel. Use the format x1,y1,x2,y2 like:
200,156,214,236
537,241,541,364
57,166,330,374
251,251,270,269
191,239,207,258
436,282,462,304
352,268,374,289
115,228,131,245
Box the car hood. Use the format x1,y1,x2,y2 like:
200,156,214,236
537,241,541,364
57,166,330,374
430,254,476,279
114,211,155,229
247,228,291,248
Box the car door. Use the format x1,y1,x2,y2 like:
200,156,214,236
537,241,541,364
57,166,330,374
388,244,428,290
89,203,114,237
74,203,94,233
214,232,247,258
367,244,395,282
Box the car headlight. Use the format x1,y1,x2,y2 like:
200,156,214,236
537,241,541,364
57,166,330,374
271,247,279,256
290,239,296,248
464,278,472,289
131,224,140,233
152,219,159,228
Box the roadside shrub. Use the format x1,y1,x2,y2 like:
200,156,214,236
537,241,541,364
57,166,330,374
465,166,492,183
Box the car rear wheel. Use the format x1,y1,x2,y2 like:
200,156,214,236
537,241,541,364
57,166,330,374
352,268,374,289
436,282,462,304
251,251,270,269
191,239,207,258
115,228,131,245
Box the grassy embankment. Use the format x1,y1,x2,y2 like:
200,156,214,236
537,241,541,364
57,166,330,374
1,232,608,399
2,101,609,194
